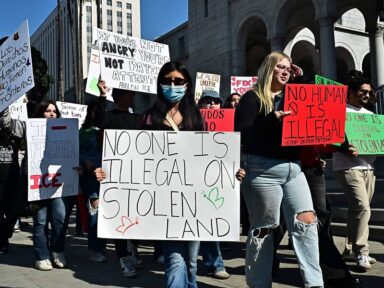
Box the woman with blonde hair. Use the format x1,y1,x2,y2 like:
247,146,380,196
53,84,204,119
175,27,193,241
235,51,323,288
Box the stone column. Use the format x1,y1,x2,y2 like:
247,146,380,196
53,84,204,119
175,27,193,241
369,24,384,90
317,16,337,80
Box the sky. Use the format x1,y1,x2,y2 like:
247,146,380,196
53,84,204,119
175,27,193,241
0,0,188,41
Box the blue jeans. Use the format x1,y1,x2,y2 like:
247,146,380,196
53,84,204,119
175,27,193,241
33,197,68,260
241,154,323,288
162,241,200,288
200,241,225,273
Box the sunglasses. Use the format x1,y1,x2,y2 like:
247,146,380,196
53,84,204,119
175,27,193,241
160,77,187,86
202,97,221,105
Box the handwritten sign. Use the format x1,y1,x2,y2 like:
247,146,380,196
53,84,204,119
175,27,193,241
230,76,257,95
315,74,342,85
345,112,384,155
195,72,221,103
9,95,28,121
98,130,241,241
26,118,79,201
85,29,114,101
97,28,170,94
200,109,235,132
282,84,347,146
57,101,87,128
0,20,35,113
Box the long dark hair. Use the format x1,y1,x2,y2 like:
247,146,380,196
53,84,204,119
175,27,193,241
149,61,204,130
32,100,61,118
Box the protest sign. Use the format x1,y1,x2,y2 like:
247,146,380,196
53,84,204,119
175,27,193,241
0,20,35,113
282,84,347,146
195,72,221,102
97,28,170,94
57,101,87,128
315,74,342,85
344,112,384,155
9,94,28,121
230,76,257,95
85,29,113,101
26,118,79,201
98,130,241,241
200,109,235,132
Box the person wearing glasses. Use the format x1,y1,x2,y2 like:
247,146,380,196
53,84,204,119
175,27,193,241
333,76,378,272
197,90,223,109
235,51,323,288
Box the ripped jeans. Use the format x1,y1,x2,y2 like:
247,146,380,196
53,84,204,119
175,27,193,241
241,154,323,288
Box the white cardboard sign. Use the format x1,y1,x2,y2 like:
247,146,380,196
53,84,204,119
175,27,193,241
230,76,257,95
194,72,221,103
0,20,35,112
97,28,170,94
27,118,79,201
56,101,88,128
98,130,241,241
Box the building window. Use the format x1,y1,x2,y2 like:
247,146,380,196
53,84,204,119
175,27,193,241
126,13,132,36
126,3,132,10
86,6,92,12
117,1,122,8
107,0,112,6
204,0,208,17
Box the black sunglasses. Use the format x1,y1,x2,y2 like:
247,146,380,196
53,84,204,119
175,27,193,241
202,97,221,104
160,77,187,86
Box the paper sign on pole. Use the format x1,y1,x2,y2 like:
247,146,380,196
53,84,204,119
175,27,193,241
344,112,384,155
282,84,347,146
97,28,170,94
0,20,35,113
57,101,88,128
315,74,342,85
230,76,257,95
195,72,221,103
200,109,235,132
27,118,79,201
98,130,241,241
9,102,28,121
85,29,113,101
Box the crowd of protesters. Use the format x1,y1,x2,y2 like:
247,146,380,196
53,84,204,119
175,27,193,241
0,51,381,288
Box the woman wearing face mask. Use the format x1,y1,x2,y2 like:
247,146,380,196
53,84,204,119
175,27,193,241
141,61,204,288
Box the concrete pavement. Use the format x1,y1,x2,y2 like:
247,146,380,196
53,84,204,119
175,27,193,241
0,218,383,288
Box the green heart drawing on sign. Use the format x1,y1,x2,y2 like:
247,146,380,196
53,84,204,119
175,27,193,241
202,187,224,209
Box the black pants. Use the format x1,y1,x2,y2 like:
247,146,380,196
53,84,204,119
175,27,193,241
0,184,18,248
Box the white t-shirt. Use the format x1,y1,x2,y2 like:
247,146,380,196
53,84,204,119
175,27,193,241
332,104,376,171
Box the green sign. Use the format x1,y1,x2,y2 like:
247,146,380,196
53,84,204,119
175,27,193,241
315,74,342,86
345,112,384,155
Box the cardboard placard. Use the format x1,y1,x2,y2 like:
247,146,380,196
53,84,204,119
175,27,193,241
0,20,35,112
27,118,79,201
98,130,241,241
97,28,170,94
345,112,384,155
230,76,257,95
315,74,342,85
195,72,220,103
282,84,347,146
200,109,235,132
56,101,88,128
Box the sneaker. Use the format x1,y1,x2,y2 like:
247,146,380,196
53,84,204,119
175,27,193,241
213,269,230,279
356,254,371,271
131,254,144,269
120,256,137,277
35,259,53,271
52,252,66,268
367,255,377,264
89,251,107,263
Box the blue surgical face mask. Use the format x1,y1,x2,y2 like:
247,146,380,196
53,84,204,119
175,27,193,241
161,84,186,103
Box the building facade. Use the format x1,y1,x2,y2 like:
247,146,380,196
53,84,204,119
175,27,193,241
31,0,140,102
158,0,384,113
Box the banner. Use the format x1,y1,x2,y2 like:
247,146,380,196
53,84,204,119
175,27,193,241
57,101,87,128
282,84,347,146
97,28,170,94
345,112,384,155
85,29,113,101
27,118,79,201
195,72,221,102
98,130,241,241
0,20,35,113
315,74,342,85
200,109,235,132
230,76,257,95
